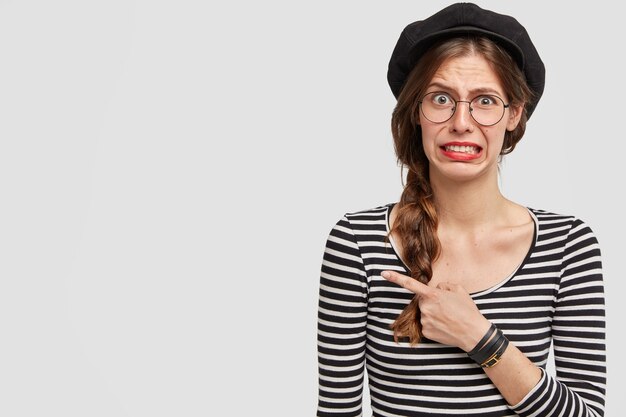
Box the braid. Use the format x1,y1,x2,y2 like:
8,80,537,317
389,167,440,344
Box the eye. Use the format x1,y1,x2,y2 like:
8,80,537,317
430,93,453,106
473,95,498,107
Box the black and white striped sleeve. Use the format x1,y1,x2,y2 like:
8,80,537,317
317,216,369,417
511,219,606,417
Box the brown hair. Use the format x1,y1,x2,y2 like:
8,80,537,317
389,36,534,344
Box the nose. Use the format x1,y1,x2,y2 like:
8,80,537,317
450,100,474,133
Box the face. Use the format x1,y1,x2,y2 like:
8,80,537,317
418,53,522,184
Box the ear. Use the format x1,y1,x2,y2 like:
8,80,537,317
506,104,523,131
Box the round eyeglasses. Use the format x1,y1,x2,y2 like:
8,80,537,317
418,92,510,126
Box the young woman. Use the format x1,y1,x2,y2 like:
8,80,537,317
317,3,606,416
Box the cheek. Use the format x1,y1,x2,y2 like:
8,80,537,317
421,136,439,162
483,129,507,154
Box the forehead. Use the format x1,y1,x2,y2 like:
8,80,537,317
429,54,505,95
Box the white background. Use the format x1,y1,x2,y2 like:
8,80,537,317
0,1,621,416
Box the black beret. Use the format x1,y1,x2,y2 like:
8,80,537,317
387,2,546,119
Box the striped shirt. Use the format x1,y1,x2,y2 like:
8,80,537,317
317,203,606,417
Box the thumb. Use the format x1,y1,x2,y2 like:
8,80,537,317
381,270,432,297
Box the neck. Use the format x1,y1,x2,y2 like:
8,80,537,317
430,170,509,229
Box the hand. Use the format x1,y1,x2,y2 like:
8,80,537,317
381,270,491,351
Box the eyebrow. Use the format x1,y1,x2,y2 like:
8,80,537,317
425,82,504,97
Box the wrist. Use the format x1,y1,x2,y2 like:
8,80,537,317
461,319,493,353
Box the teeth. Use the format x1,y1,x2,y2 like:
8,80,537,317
445,145,479,154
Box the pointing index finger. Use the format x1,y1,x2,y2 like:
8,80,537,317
381,270,432,296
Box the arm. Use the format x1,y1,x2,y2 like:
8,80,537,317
509,219,606,416
317,216,369,417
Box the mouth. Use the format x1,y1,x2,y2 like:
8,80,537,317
441,144,482,155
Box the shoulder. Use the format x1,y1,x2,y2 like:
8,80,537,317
344,202,395,220
327,202,396,236
528,207,601,249
529,207,595,229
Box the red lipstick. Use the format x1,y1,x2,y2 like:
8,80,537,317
440,141,482,161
